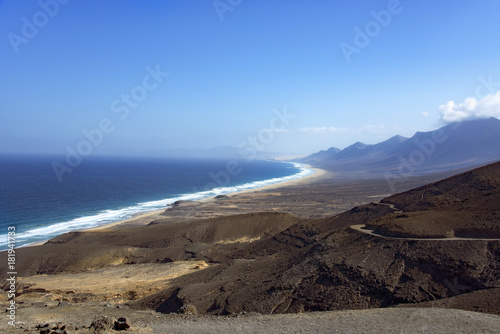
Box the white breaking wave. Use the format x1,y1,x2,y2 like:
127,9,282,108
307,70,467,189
0,163,313,250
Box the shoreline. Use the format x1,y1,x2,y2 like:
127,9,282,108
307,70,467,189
24,165,328,245
88,166,327,231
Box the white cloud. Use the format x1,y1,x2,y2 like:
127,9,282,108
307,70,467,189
271,128,290,134
439,90,500,123
299,124,399,135
299,127,354,134
363,124,392,134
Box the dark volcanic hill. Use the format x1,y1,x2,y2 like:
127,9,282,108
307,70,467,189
367,160,500,238
133,161,500,315
299,117,500,176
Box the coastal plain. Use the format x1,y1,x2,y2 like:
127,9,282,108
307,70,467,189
1,163,500,333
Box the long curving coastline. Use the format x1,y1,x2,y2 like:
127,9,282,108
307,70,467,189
15,163,321,248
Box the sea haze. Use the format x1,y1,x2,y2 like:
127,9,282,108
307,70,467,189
0,155,312,250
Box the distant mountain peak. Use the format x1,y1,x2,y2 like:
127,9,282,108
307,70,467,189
326,147,341,153
352,141,368,148
388,135,408,142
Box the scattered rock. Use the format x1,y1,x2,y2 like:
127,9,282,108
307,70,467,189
89,316,116,333
179,304,198,315
22,287,48,293
49,329,67,334
155,257,174,263
114,317,131,330
39,327,67,334
124,290,139,300
215,195,230,200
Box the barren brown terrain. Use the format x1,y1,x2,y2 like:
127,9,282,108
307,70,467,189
1,163,499,333
367,161,500,238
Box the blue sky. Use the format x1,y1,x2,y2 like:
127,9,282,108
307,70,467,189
1,0,500,156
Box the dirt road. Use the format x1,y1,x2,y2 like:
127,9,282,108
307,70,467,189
350,224,500,241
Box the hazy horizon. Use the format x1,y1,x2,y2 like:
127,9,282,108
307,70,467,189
2,1,500,157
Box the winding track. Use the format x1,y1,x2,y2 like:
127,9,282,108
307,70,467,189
350,202,500,241
350,224,500,241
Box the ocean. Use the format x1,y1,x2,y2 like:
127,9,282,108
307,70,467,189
0,154,312,250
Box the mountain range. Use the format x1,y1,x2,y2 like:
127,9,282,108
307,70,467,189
298,117,500,176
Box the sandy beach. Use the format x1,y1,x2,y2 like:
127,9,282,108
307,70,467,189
87,166,328,231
